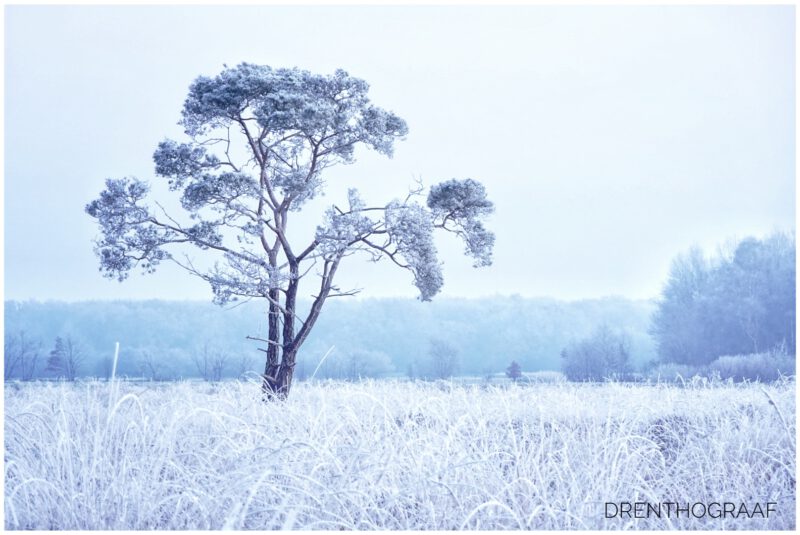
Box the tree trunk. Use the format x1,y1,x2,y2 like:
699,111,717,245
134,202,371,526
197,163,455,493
262,354,295,400
262,286,281,394
260,259,339,400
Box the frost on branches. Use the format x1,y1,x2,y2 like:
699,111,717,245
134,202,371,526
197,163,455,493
86,63,495,398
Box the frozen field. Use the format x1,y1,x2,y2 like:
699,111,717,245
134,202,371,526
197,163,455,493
4,378,796,530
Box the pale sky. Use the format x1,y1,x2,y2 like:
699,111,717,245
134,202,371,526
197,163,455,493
4,5,795,301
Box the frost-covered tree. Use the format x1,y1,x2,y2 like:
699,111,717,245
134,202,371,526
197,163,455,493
137,350,173,381
86,63,494,398
193,344,229,382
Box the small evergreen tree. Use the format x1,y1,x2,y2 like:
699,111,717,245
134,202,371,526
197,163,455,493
45,336,84,381
45,337,66,378
505,360,522,382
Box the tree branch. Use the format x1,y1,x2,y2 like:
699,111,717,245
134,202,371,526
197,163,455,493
358,237,410,269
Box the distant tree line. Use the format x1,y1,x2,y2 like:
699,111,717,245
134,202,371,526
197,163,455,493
4,296,656,382
6,233,793,384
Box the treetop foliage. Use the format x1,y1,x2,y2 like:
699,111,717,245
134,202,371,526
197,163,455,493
86,63,494,306
427,179,495,267
180,65,408,158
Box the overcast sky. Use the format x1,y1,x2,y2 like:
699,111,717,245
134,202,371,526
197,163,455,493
4,5,795,302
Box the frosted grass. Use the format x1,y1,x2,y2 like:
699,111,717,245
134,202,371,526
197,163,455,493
4,378,795,530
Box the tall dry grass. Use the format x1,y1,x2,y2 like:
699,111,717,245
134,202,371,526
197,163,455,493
4,377,795,529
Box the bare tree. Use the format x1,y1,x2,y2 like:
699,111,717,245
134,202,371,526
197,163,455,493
428,339,459,380
4,331,42,381
4,337,21,380
86,64,495,399
137,351,167,381
210,351,228,382
193,344,229,382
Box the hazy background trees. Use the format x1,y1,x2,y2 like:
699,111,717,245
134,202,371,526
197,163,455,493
192,345,230,382
560,325,631,381
426,339,460,380
4,296,656,381
136,350,174,382
650,231,795,369
4,331,41,381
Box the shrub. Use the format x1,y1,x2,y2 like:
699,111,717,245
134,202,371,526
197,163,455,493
708,350,795,382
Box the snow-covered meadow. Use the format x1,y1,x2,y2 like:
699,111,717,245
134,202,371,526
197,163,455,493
4,378,795,530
